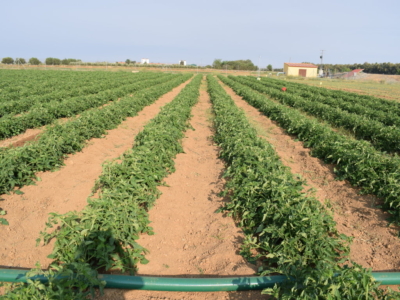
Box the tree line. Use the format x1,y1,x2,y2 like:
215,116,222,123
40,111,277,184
316,62,400,75
1,57,81,65
212,59,258,71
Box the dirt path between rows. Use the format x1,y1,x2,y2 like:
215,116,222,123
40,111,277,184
220,81,400,290
0,128,43,148
0,78,192,272
100,79,266,300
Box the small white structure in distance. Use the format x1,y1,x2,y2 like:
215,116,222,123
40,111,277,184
141,58,150,64
179,60,187,66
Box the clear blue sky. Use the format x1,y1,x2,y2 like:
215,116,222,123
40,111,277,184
2,0,399,68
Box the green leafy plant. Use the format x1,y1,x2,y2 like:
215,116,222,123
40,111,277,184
220,75,400,227
207,75,399,299
231,75,400,153
2,74,202,298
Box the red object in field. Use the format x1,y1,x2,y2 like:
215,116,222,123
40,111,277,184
281,87,287,92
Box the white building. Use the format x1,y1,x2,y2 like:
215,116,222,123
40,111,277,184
179,60,187,66
141,58,150,64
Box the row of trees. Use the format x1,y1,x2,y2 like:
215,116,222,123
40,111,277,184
1,57,81,65
324,62,400,75
212,59,258,71
2,57,41,65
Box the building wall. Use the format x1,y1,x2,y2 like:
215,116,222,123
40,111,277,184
284,64,318,77
141,58,150,64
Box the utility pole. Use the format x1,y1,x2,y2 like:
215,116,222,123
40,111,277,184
320,50,325,77
258,55,261,79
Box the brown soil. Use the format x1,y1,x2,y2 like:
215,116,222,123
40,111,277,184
0,78,192,271
221,82,400,291
100,79,265,300
319,86,400,101
0,128,42,148
362,74,400,83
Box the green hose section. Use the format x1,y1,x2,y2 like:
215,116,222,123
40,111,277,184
1,269,399,291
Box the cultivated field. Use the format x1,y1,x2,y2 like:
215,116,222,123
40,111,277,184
1,69,400,299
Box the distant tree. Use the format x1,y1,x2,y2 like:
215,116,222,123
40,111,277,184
131,60,136,64
267,64,272,71
125,59,131,64
213,59,223,69
29,57,41,65
61,58,81,65
206,65,212,68
15,58,26,64
45,57,60,65
179,60,185,65
216,59,257,71
2,57,14,64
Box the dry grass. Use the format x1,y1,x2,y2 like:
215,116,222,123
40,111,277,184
289,76,400,102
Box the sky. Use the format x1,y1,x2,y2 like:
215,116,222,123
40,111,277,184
1,0,399,68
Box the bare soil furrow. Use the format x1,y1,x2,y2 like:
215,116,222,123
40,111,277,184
0,78,192,270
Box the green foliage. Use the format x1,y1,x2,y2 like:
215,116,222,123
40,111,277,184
0,72,170,136
61,58,81,65
2,263,105,299
3,74,201,298
208,75,398,299
324,62,400,75
28,57,41,65
212,59,257,71
0,208,8,225
267,64,272,71
125,59,131,64
45,57,61,65
220,75,400,227
2,57,14,64
6,74,201,297
15,58,26,64
233,75,400,153
0,69,135,103
0,73,190,195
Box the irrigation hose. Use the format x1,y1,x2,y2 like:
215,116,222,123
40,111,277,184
1,269,400,291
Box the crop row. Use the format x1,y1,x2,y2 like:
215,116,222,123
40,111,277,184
253,76,400,128
0,73,192,195
220,75,400,226
206,75,394,299
3,75,202,299
0,69,78,91
0,73,173,140
0,71,152,117
231,76,400,153
0,70,132,101
262,76,400,116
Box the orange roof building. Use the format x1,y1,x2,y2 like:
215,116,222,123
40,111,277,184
283,62,318,77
